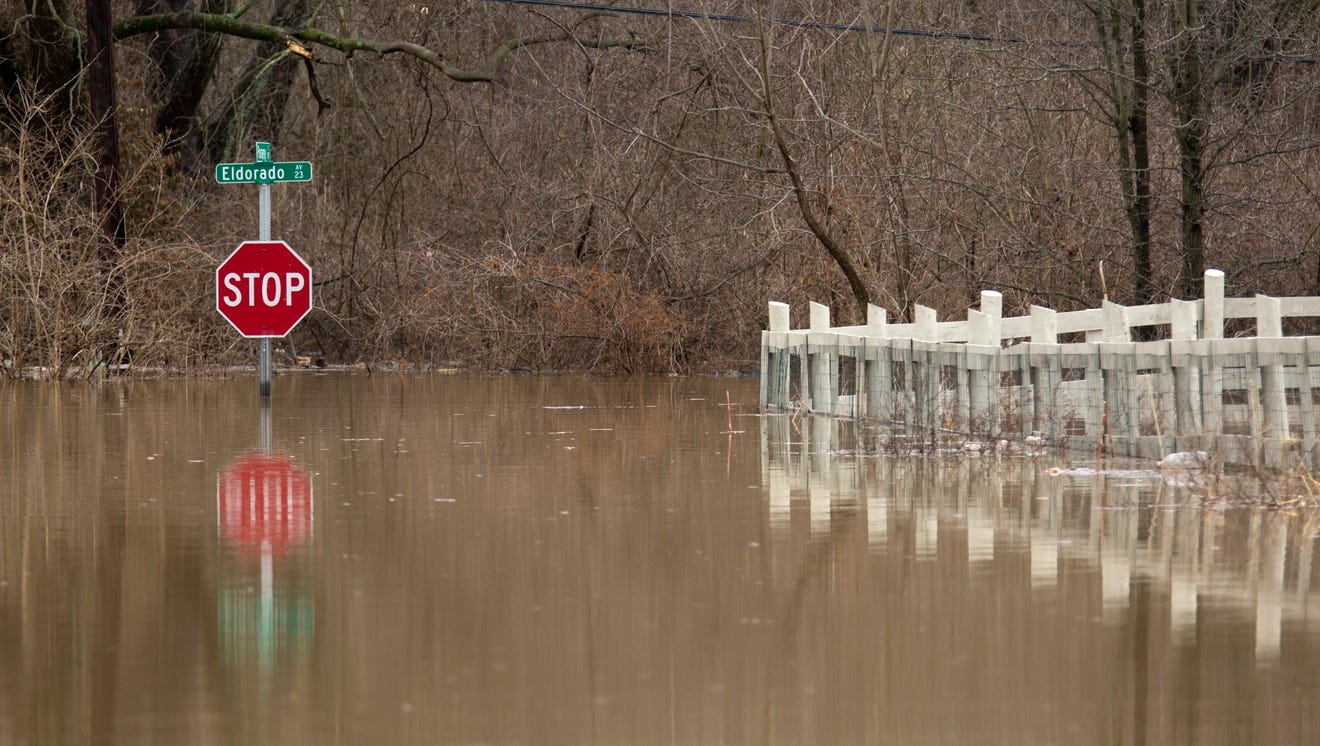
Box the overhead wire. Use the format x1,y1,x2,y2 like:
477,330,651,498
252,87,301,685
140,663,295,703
480,0,1046,46
475,0,1320,65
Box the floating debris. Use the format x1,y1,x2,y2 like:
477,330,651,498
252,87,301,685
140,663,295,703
1159,451,1213,471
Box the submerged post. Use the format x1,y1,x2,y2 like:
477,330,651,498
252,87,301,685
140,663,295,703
762,302,791,407
258,340,272,398
808,302,831,412
967,308,994,430
259,398,272,453
1029,305,1058,438
1258,294,1287,464
1170,299,1202,437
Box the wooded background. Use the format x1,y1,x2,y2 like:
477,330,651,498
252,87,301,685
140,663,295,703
4,0,1320,375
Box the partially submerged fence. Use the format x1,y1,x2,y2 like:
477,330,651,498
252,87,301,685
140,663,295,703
759,270,1320,468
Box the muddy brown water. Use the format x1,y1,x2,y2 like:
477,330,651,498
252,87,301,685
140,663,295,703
2,373,1318,744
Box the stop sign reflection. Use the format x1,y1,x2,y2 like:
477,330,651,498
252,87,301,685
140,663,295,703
217,452,313,555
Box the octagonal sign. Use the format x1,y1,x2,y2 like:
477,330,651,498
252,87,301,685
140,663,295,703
216,240,312,338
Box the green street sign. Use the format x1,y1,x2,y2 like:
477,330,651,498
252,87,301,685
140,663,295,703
215,160,313,184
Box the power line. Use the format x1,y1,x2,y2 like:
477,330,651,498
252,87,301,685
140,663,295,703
478,0,1320,64
479,0,1082,49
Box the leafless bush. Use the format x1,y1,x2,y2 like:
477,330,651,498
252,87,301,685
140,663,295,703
306,238,693,373
0,90,226,378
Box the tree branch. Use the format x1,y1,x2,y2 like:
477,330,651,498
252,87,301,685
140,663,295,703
664,253,771,303
113,11,637,83
755,14,870,317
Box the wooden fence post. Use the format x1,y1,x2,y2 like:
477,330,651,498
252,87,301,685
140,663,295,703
967,308,995,434
808,302,831,413
1258,294,1287,467
1030,306,1058,438
1170,298,1202,442
1203,269,1225,339
763,301,791,408
769,301,790,333
981,290,1003,345
914,305,937,341
867,304,888,337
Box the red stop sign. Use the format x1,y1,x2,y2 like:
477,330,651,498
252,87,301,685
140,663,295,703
217,452,313,555
216,240,312,337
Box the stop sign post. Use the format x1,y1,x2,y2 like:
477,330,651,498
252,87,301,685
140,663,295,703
216,142,313,398
216,240,313,337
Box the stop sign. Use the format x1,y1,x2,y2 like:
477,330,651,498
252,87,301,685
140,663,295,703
216,240,312,337
217,452,313,555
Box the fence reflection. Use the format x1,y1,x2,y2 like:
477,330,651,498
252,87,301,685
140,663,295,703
761,413,1320,665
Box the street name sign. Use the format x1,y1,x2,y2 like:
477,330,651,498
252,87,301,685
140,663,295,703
215,160,312,184
216,240,313,338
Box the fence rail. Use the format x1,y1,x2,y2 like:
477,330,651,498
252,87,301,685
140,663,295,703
759,269,1320,468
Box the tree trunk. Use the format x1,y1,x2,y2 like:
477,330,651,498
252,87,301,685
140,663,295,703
205,0,316,162
1127,0,1154,306
757,16,870,320
143,0,227,166
1172,0,1208,299
85,0,126,256
861,0,915,321
85,0,127,352
1096,0,1155,308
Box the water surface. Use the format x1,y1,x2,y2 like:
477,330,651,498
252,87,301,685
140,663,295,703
2,373,1318,744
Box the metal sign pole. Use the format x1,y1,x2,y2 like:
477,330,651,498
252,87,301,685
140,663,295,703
253,137,273,656
256,146,274,646
216,141,312,398
257,143,273,398
259,398,272,454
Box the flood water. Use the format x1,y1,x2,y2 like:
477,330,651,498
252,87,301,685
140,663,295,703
2,373,1319,744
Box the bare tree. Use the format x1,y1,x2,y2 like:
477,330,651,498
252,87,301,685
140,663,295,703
752,7,871,319
1090,0,1156,305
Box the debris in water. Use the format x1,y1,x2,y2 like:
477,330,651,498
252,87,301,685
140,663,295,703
1159,451,1212,470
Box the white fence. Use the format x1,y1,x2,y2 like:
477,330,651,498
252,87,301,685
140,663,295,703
759,270,1320,468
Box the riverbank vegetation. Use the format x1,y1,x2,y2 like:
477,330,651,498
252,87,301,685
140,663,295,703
4,1,1320,377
